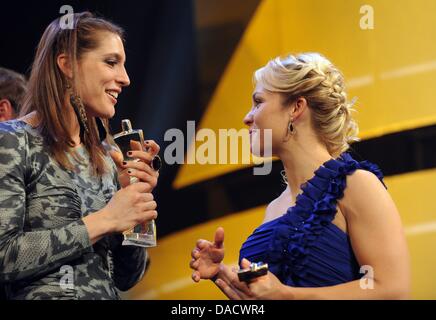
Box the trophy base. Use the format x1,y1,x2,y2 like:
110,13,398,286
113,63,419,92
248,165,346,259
122,233,157,248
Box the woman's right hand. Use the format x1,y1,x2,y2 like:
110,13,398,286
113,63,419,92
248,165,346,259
190,227,225,282
83,182,157,244
101,182,157,233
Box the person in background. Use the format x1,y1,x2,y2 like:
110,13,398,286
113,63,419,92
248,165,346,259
0,67,27,122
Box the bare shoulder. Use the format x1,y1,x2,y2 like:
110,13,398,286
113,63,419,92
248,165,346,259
346,168,385,191
341,169,394,219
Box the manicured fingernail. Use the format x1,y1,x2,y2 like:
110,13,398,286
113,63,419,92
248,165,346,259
127,170,132,174
145,141,150,144
122,161,127,166
127,151,132,156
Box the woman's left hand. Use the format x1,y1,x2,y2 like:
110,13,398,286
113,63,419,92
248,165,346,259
110,140,160,192
215,258,291,300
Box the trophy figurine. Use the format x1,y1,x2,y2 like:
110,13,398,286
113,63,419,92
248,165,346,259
113,119,160,247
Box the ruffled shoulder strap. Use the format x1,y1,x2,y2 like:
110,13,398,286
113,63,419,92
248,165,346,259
267,152,386,280
296,152,386,220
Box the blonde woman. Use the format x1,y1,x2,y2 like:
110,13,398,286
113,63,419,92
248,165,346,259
189,53,410,299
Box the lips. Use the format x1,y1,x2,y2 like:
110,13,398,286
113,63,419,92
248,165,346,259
105,90,120,103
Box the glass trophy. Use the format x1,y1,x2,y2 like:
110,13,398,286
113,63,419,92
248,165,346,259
113,119,157,247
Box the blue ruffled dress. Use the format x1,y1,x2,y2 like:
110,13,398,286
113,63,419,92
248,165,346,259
239,152,386,287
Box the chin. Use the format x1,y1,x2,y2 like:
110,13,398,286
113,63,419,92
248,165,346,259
96,106,115,119
85,101,115,119
106,109,116,119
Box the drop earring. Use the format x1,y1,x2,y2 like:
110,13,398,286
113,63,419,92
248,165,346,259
68,82,89,141
287,118,295,135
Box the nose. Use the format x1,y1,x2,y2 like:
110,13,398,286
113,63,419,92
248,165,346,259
243,108,254,126
117,65,131,87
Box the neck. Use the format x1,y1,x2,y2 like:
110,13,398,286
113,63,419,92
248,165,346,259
277,134,332,201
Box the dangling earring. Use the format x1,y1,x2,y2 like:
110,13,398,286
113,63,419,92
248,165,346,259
68,82,90,141
287,117,295,136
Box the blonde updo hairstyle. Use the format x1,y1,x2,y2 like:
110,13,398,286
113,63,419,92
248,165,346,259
254,53,359,157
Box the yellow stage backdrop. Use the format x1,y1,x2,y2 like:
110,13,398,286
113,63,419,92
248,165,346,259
126,0,436,299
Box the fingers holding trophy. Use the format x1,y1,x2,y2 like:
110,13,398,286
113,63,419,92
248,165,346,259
113,119,161,247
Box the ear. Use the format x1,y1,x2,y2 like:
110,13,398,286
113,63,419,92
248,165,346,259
290,97,307,120
0,99,15,121
56,53,73,79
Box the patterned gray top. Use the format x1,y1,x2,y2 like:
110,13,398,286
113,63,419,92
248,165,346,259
0,120,147,300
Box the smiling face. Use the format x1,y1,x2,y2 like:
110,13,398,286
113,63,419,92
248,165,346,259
76,31,130,119
243,83,290,157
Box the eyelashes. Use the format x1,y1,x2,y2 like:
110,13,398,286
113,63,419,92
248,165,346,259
105,60,118,67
